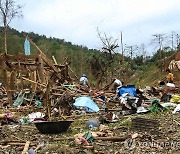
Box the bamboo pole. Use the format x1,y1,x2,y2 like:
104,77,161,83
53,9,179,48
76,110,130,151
21,141,30,154
21,77,46,87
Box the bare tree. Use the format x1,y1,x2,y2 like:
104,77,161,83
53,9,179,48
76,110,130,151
97,28,119,54
0,0,23,54
90,28,119,88
124,44,138,59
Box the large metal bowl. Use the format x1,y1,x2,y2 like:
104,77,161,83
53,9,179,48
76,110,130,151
34,120,73,134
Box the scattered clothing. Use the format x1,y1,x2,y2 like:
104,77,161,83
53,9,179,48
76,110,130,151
172,104,180,114
149,99,168,112
166,83,175,88
136,106,149,114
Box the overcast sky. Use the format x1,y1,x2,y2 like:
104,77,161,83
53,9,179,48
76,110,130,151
8,0,180,56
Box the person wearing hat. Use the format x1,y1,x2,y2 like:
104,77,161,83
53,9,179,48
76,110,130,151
112,78,123,91
80,74,89,87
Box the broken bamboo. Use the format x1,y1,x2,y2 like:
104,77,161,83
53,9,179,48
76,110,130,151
21,141,30,154
22,77,46,87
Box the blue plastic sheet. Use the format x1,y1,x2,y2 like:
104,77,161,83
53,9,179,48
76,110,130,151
24,38,30,55
13,91,25,107
118,85,137,97
74,96,99,112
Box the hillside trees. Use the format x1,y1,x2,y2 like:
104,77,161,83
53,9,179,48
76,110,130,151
0,27,178,87
0,0,23,54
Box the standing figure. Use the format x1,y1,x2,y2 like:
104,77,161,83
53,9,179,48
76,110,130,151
166,69,174,83
80,74,89,87
112,78,123,91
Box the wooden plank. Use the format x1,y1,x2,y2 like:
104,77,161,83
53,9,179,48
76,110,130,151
37,54,45,84
10,71,16,91
52,56,58,65
26,36,61,77
30,71,37,91
10,62,36,65
22,77,46,87
21,141,30,154
45,81,51,117
0,53,39,61
68,65,79,81
33,71,37,91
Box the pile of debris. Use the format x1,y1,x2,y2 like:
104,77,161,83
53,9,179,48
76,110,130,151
0,37,180,153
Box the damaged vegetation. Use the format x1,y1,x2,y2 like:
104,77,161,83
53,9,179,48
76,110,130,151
0,27,180,153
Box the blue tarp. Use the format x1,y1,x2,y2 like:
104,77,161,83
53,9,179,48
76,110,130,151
24,38,30,55
74,96,99,112
118,85,137,97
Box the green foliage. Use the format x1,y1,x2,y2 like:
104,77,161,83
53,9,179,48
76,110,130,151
150,48,176,63
0,27,177,88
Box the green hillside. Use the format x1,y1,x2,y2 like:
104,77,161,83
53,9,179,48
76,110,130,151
0,27,179,88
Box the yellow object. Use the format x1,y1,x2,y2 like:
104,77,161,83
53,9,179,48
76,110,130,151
166,73,174,82
0,114,5,118
170,95,180,103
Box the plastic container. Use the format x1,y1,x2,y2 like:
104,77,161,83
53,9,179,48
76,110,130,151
34,120,73,134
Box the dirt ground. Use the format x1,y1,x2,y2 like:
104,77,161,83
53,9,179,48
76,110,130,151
0,107,179,154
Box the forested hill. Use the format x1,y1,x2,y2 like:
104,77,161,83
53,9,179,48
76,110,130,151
0,27,101,79
0,27,178,88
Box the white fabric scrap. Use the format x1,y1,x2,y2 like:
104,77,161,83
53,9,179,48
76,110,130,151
172,104,180,114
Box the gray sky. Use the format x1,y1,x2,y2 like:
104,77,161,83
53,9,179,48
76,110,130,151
8,0,180,56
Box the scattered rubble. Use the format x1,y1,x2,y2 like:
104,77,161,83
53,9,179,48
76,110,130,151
0,37,180,153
